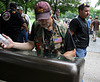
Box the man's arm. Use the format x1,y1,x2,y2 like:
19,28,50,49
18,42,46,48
63,30,76,57
17,12,28,32
63,49,76,61
69,29,74,35
22,23,28,32
13,40,34,50
69,18,78,36
63,22,68,28
25,14,31,35
0,34,34,50
63,49,76,57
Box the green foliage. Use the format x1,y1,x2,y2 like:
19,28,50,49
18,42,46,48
95,0,100,7
1,0,100,20
65,11,77,19
0,1,6,13
98,31,100,37
50,0,80,14
88,7,100,20
27,9,35,19
98,26,100,37
0,0,80,14
30,18,35,27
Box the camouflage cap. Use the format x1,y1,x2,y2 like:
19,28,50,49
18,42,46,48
34,1,51,20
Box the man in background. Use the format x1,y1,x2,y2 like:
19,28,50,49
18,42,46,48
17,6,31,43
0,2,28,42
69,3,90,58
52,9,60,21
0,1,76,59
87,16,92,34
92,16,100,42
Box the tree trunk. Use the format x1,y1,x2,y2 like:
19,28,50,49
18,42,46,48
54,0,57,14
25,7,27,14
25,0,28,14
6,0,9,10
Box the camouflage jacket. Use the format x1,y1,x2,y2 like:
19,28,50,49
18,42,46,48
52,14,60,22
33,19,67,57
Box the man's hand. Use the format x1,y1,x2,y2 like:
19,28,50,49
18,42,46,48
0,34,14,49
28,31,31,35
63,49,76,61
63,22,68,28
22,23,28,32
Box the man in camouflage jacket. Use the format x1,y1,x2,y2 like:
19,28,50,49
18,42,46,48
0,1,76,58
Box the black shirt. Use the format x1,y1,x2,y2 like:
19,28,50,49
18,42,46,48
64,29,75,51
1,8,24,42
69,16,89,49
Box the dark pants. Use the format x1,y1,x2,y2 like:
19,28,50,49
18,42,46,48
18,29,29,43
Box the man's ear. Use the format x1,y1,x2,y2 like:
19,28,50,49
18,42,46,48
78,10,81,13
50,14,52,17
50,10,53,17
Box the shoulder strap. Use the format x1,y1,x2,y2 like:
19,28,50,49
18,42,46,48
54,20,67,39
77,17,88,27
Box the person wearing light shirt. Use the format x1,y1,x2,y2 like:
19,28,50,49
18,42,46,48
17,6,31,43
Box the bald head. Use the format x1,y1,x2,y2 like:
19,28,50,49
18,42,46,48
89,16,92,19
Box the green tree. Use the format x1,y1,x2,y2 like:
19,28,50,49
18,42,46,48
0,1,6,13
0,0,81,14
47,0,80,14
88,7,100,20
95,0,100,7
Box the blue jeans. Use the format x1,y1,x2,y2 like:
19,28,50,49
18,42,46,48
76,48,86,82
18,29,29,43
76,48,87,58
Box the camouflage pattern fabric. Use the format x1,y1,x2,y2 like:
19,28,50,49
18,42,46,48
33,19,67,57
52,14,60,22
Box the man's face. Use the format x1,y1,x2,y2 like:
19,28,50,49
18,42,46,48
79,7,89,19
17,9,22,14
56,11,60,16
89,16,92,19
38,17,51,30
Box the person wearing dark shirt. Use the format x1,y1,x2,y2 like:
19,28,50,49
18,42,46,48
0,14,1,33
17,6,31,43
0,2,28,42
0,1,76,59
91,16,100,42
69,3,90,58
52,9,60,22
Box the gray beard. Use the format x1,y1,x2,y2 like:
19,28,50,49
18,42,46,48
41,23,50,30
